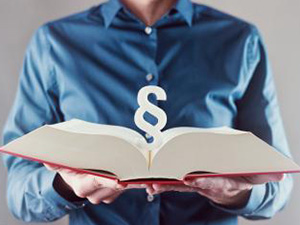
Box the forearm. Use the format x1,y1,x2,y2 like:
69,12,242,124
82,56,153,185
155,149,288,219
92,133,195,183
4,155,84,222
230,25,295,219
244,174,293,219
212,174,293,219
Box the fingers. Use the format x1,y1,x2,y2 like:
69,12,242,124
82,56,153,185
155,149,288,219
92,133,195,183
86,182,147,204
183,173,285,198
142,174,283,207
143,184,156,195
44,164,135,204
149,184,196,195
43,164,80,176
72,175,123,198
270,173,285,181
92,176,124,189
243,174,285,184
184,178,215,189
102,191,123,204
184,173,285,192
146,177,252,196
124,184,145,189
184,177,254,206
184,177,253,191
43,163,60,171
87,188,123,205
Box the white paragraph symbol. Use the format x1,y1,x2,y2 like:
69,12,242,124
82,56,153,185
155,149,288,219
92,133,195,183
134,86,167,150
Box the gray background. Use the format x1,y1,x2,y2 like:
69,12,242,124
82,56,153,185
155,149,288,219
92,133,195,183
0,0,299,224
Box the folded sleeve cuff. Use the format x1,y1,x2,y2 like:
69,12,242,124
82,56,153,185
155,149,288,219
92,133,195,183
41,169,88,218
210,184,266,216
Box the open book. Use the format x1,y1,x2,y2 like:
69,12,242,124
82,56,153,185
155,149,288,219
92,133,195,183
1,119,299,183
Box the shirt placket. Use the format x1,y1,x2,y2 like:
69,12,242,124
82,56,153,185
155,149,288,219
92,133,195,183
143,24,160,136
140,23,161,225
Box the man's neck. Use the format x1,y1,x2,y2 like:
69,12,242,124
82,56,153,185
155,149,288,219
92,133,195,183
120,0,177,26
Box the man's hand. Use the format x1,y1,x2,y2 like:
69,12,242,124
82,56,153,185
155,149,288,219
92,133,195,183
44,164,142,204
145,174,284,208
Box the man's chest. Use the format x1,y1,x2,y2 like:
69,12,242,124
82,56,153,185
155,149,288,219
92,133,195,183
51,26,249,131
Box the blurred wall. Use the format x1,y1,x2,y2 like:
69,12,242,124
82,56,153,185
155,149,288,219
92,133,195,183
0,0,299,224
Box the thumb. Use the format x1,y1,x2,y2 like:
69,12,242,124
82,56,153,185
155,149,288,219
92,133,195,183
44,163,61,171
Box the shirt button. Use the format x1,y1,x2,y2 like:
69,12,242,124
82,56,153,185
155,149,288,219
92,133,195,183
79,203,86,208
145,26,152,35
146,73,154,82
147,194,154,202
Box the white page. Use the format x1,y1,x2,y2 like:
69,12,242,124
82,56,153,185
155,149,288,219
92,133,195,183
51,119,149,157
3,125,149,180
150,132,300,180
2,120,299,181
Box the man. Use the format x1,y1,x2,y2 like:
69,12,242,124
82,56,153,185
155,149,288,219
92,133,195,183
2,0,293,224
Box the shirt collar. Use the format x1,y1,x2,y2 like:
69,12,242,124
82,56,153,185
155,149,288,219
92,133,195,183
101,0,123,28
101,0,193,28
174,0,193,27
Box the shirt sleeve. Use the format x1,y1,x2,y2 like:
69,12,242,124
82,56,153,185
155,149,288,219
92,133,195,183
211,25,294,219
1,25,85,223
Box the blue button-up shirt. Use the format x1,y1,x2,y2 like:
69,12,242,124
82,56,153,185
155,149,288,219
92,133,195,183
2,0,293,224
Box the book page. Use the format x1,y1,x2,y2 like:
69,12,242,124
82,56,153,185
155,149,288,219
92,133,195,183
3,122,299,181
2,124,150,180
150,131,300,180
162,126,248,142
51,119,149,157
149,127,248,159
